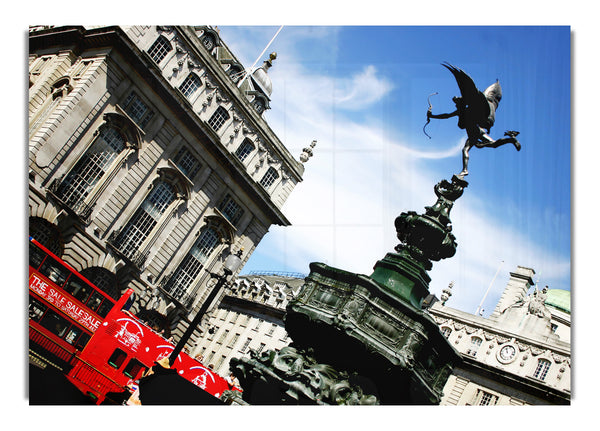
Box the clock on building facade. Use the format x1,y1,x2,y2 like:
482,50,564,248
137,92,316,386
497,343,517,364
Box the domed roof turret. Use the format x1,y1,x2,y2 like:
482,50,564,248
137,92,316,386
545,288,570,314
251,52,277,97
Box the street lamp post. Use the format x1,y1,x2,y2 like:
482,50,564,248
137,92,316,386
168,249,243,367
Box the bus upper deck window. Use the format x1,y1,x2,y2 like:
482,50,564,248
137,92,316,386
86,291,104,312
39,257,69,286
65,276,92,304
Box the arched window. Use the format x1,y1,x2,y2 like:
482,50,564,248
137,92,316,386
201,33,216,51
441,326,452,338
148,35,172,64
29,217,63,257
56,125,126,213
252,96,266,114
227,64,244,84
164,226,220,301
259,167,279,190
207,106,229,131
80,267,120,300
235,139,255,162
533,358,551,381
112,181,176,261
466,336,482,357
179,73,202,99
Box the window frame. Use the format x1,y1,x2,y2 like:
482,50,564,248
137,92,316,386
217,194,244,226
112,180,177,262
147,35,172,64
123,358,147,379
239,337,252,353
466,336,483,357
179,72,202,99
533,358,552,381
259,167,279,190
252,96,266,114
474,389,499,406
234,139,255,163
207,106,229,131
173,147,202,180
123,91,155,129
55,125,127,215
163,226,221,301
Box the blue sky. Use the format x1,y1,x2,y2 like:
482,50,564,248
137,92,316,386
217,25,571,316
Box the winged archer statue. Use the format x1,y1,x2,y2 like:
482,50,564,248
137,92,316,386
426,62,521,178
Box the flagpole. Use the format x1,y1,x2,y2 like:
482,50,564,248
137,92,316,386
237,25,284,88
475,260,504,316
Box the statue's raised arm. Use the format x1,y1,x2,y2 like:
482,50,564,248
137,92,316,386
427,62,521,178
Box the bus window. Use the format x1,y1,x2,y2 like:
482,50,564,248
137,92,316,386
108,349,127,369
29,242,46,269
39,256,69,287
123,359,146,379
96,300,113,318
64,276,92,304
86,291,104,312
29,296,48,321
38,309,70,338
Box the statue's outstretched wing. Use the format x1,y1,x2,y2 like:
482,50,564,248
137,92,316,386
442,62,491,125
442,62,480,105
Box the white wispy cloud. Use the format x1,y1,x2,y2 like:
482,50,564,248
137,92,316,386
333,65,394,110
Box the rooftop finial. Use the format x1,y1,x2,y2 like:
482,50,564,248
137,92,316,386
300,140,317,163
441,281,454,305
262,52,277,72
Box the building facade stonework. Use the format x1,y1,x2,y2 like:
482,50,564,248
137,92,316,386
429,266,570,405
191,273,305,377
28,25,307,348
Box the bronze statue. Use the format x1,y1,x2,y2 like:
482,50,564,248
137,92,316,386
426,62,521,177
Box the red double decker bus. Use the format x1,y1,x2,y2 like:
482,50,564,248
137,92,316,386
28,237,118,370
66,289,233,404
29,237,235,404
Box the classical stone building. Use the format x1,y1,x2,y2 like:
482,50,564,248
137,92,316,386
190,272,305,376
28,25,307,348
429,266,571,405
